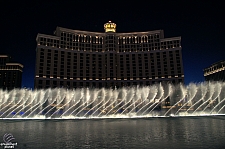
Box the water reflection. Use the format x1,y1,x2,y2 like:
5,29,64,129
0,117,225,148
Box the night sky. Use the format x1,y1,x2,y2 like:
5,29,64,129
1,1,224,89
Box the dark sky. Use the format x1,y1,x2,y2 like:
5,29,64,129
1,1,224,88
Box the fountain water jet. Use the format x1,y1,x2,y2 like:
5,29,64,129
191,82,216,114
164,83,187,116
98,89,119,117
200,82,222,114
60,88,84,118
148,83,173,115
0,81,225,119
73,89,99,117
141,85,159,115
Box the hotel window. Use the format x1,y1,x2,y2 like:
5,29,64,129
38,80,43,85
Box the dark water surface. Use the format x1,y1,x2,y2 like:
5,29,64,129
0,116,225,149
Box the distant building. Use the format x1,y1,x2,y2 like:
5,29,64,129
0,55,23,90
34,21,184,89
204,60,225,81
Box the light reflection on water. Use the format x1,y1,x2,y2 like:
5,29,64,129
0,116,225,149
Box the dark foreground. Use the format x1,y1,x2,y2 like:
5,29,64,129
0,116,225,149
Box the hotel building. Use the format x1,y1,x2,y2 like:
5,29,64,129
34,21,184,89
0,55,23,90
204,60,225,81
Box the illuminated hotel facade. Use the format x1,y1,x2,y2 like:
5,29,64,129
0,55,23,90
34,21,184,89
204,60,225,81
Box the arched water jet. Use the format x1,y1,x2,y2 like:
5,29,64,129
98,89,119,117
6,89,33,118
164,83,187,116
60,88,84,117
50,89,75,117
73,89,99,117
0,89,17,115
12,90,33,118
97,89,113,117
45,89,66,117
199,82,222,114
92,89,113,117
148,83,173,115
217,104,225,114
110,88,127,116
0,90,9,111
0,82,225,119
185,82,210,113
210,83,225,114
18,90,42,117
110,88,128,116
146,83,164,116
126,86,150,116
2,89,26,118
105,88,126,116
89,88,107,117
210,98,225,114
175,83,203,115
191,82,215,114
118,87,136,115
119,87,139,115
141,85,159,115
37,88,59,116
